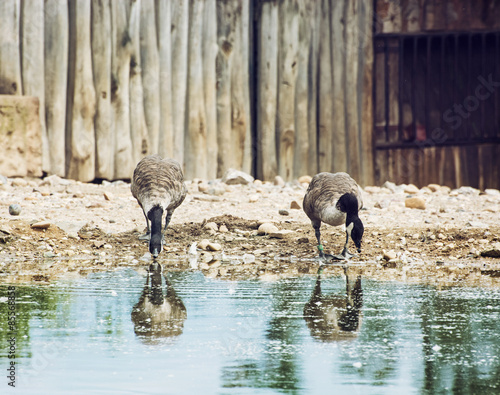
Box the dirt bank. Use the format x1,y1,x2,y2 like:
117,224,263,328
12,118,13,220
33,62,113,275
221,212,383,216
0,175,499,287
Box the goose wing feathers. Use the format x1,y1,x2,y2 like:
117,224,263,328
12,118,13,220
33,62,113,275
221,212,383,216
303,172,363,221
131,155,187,212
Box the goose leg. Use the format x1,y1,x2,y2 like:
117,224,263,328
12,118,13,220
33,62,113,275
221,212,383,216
312,222,325,258
161,212,172,245
339,230,356,259
139,209,151,241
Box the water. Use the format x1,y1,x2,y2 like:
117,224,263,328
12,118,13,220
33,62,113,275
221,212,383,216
1,264,500,394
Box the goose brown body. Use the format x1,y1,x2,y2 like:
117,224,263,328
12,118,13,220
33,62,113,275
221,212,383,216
131,155,187,257
303,172,364,259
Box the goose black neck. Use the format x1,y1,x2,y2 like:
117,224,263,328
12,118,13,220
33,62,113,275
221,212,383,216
148,206,163,235
337,193,359,216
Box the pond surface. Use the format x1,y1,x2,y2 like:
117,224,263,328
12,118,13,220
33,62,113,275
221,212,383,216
1,265,500,394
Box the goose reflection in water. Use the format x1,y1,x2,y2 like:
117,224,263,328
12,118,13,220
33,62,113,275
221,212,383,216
304,266,363,342
131,263,187,340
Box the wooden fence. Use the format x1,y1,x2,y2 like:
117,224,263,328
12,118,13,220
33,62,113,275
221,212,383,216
0,0,374,184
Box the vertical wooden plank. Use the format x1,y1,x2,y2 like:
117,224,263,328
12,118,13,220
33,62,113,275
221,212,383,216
184,0,207,180
21,0,48,172
91,0,113,179
111,1,134,179
156,0,174,159
277,0,299,181
331,0,347,173
66,0,96,181
0,0,22,95
256,1,278,181
44,0,68,177
359,0,374,186
140,0,160,154
401,0,421,33
344,0,361,180
240,0,252,175
317,0,333,172
216,1,235,175
307,0,320,175
294,0,310,178
230,0,252,174
129,0,149,165
171,0,189,167
202,0,217,179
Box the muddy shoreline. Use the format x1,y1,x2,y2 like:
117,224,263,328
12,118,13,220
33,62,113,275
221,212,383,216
1,175,499,287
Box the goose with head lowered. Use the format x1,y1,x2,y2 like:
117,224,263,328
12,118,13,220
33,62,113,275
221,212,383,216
303,172,364,260
131,155,187,259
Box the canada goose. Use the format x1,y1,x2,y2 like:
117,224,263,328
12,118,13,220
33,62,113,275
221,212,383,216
131,262,187,340
303,266,363,342
131,155,187,258
303,172,364,259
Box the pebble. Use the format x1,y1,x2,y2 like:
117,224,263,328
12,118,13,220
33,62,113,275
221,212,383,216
204,222,218,233
207,183,226,196
484,188,500,196
103,191,114,201
269,230,294,239
467,221,488,228
364,186,381,194
454,186,480,196
374,200,390,209
278,209,289,216
206,242,222,251
31,221,51,229
383,250,397,261
242,253,255,264
427,184,441,192
382,181,396,192
8,204,21,216
219,224,229,233
198,239,210,250
297,175,312,184
221,168,254,185
198,182,210,193
274,176,285,187
253,179,263,186
481,242,500,258
405,197,426,210
404,184,420,194
290,200,301,210
441,243,455,253
192,195,221,202
11,178,28,187
258,223,279,235
249,194,260,203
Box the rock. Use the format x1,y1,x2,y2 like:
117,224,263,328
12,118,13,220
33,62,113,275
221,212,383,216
249,194,260,203
290,200,301,210
383,250,397,261
54,221,87,239
221,168,254,185
440,186,451,194
404,184,420,194
405,197,426,210
298,175,312,184
374,200,390,209
242,253,255,264
278,209,289,216
219,224,229,233
43,252,56,259
204,222,218,233
11,178,28,187
198,239,211,250
206,183,226,196
40,174,70,187
198,182,210,193
8,204,21,216
382,181,396,192
481,243,500,258
297,237,309,244
466,221,488,228
258,223,279,235
200,251,214,263
364,186,381,194
437,233,445,240
274,176,285,187
441,243,455,253
103,191,114,201
484,188,500,196
427,184,441,192
206,242,222,251
269,230,294,239
453,186,480,196
31,221,51,229
253,179,263,186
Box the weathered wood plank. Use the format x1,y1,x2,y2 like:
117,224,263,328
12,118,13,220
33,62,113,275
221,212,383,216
111,1,134,179
0,0,22,95
66,0,96,182
184,0,207,180
277,0,299,181
202,0,217,179
91,0,113,179
256,1,278,181
171,0,189,167
21,0,48,172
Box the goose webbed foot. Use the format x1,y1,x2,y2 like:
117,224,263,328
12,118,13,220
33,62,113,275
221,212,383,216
138,232,151,242
340,247,357,260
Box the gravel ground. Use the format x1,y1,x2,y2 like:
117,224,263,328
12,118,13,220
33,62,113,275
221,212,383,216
0,174,499,286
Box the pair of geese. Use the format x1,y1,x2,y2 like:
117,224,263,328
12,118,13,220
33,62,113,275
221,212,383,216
132,155,364,260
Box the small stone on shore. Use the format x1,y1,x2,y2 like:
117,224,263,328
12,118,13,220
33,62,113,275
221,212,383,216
9,204,21,216
405,197,426,210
